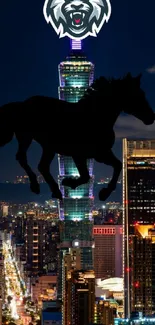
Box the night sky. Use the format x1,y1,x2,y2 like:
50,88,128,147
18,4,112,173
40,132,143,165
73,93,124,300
0,0,155,182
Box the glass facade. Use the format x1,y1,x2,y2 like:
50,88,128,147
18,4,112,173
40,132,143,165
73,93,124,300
123,139,155,318
58,155,94,221
57,44,95,300
58,50,94,102
59,221,93,269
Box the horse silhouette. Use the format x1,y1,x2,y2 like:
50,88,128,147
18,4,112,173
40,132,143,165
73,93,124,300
0,73,154,201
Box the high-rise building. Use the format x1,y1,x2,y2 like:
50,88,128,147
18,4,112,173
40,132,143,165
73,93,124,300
94,299,117,325
65,269,95,325
61,248,95,325
93,225,123,279
123,139,155,318
25,212,45,275
57,40,95,300
58,40,94,102
131,224,155,316
44,220,59,273
62,248,82,325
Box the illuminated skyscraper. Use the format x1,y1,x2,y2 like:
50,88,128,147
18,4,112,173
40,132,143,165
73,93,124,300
25,212,46,275
57,40,95,299
64,268,95,325
123,139,155,318
58,40,94,102
130,225,155,316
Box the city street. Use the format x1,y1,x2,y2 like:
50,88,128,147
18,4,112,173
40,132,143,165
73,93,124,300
3,240,30,325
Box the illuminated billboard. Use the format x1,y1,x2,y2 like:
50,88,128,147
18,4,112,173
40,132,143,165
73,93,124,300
43,0,111,40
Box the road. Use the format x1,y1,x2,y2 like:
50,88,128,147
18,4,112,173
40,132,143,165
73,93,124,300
3,240,29,324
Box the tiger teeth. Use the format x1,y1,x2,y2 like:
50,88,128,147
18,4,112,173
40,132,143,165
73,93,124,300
70,12,85,18
73,12,81,15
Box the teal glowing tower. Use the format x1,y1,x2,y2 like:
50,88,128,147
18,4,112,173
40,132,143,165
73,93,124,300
57,40,95,299
58,40,94,102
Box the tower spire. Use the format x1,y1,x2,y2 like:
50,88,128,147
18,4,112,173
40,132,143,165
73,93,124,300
70,39,82,50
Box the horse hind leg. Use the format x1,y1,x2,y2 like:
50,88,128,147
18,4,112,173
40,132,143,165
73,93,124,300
62,156,90,189
16,138,40,194
38,149,62,200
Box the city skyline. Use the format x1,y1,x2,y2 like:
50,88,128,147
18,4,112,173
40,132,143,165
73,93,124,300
0,0,155,181
1,0,155,322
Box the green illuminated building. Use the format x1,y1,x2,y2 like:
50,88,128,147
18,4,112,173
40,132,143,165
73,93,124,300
57,40,95,300
58,41,94,102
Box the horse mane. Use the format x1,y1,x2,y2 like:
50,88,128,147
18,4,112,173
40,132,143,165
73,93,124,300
79,73,137,103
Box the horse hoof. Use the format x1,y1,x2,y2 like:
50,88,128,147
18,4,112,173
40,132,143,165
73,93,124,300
52,190,63,200
99,188,111,201
62,178,72,187
30,182,40,194
62,178,77,189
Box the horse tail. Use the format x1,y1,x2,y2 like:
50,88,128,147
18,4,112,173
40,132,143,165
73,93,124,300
0,102,17,146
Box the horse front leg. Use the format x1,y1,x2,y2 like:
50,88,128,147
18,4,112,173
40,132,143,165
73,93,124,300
16,139,40,194
38,148,62,200
62,156,90,189
97,150,122,201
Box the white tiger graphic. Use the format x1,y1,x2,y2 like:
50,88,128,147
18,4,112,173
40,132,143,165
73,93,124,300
43,0,111,40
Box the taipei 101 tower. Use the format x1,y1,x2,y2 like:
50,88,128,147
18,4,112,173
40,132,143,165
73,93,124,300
58,40,94,102
43,0,111,300
57,39,95,297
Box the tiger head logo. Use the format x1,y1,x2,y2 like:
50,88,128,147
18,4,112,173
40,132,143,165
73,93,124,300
43,0,111,40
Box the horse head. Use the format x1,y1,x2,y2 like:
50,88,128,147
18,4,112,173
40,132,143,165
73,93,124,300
123,73,154,125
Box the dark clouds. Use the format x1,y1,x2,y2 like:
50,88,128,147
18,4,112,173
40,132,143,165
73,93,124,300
146,65,155,74
115,116,155,139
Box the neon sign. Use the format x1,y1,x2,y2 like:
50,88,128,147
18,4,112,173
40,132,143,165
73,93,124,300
43,0,111,40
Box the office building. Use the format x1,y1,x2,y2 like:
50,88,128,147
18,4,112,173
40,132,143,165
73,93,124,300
65,269,95,325
93,225,123,279
25,212,45,275
94,299,117,325
123,139,155,318
130,224,155,316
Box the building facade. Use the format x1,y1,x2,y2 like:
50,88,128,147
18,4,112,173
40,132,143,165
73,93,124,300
123,139,155,318
25,212,45,275
65,269,95,325
131,225,155,316
58,40,94,102
94,299,117,325
93,225,123,279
